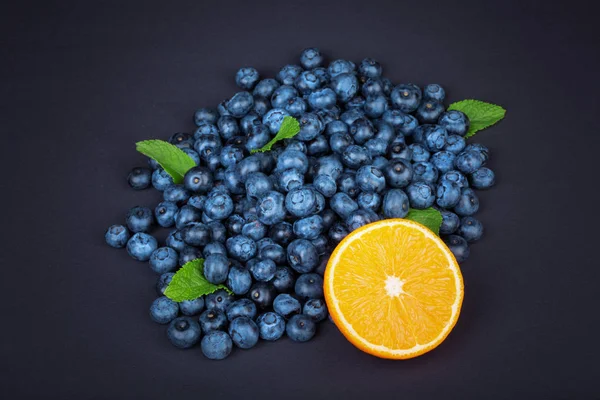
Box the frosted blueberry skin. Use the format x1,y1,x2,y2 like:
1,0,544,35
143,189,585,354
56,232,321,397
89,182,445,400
444,235,470,262
201,331,233,360
127,167,152,190
150,296,179,325
273,293,301,319
105,225,130,248
167,317,201,349
286,314,317,342
228,316,259,349
126,233,158,261
257,312,286,341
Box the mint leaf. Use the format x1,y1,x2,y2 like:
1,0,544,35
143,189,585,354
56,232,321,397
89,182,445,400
405,208,443,235
164,259,229,302
136,140,196,184
251,116,300,153
447,99,506,139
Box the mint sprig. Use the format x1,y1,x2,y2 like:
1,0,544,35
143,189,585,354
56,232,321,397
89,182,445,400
164,259,230,302
405,208,443,235
251,116,300,153
136,140,196,184
447,99,506,139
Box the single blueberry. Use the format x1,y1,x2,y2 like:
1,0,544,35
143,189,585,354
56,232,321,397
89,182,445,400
287,239,319,273
179,297,205,316
273,293,302,319
286,314,316,342
150,296,179,324
250,258,277,282
248,281,276,309
470,167,495,189
128,167,152,190
295,273,324,300
390,83,422,113
406,181,436,209
458,216,484,242
167,317,201,349
439,210,461,235
444,235,470,262
382,189,410,218
205,289,234,313
454,188,480,216
235,67,260,90
201,330,233,360
227,265,252,295
303,298,328,322
149,247,178,274
105,224,130,248
126,232,158,261
226,298,257,321
438,110,470,136
126,206,153,233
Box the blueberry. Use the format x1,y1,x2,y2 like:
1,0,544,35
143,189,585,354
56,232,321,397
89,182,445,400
330,72,358,103
228,316,259,349
153,201,177,228
204,192,234,220
308,88,337,110
388,136,412,160
156,272,175,295
455,150,484,174
285,187,318,218
330,192,358,219
328,59,355,77
149,247,178,274
326,120,349,136
391,83,422,113
287,239,319,273
269,222,294,245
470,167,495,189
223,167,246,195
217,116,240,140
312,67,330,84
454,188,480,216
181,222,211,247
208,221,227,244
300,47,323,69
256,191,287,225
365,137,389,157
202,254,230,284
371,156,389,170
406,181,436,209
342,145,372,169
253,78,280,98
423,84,445,102
440,170,469,189
416,99,445,124
269,267,294,294
127,167,152,190
258,243,286,265
193,122,219,140
293,215,324,240
397,114,420,137
458,216,484,242
236,154,265,182
345,209,379,231
307,135,330,156
278,168,305,192
303,299,328,322
194,108,218,126
313,174,337,198
438,110,470,136
286,314,316,342
444,235,470,262
240,112,262,134
409,144,430,162
220,145,245,169
199,309,227,334
364,94,388,118
182,148,201,165
125,206,153,233
271,85,299,108
201,330,232,360
257,312,285,341
382,189,409,218
150,296,179,324
226,91,254,118
193,135,222,160
349,118,375,145
311,235,329,256
431,151,457,174
242,220,267,241
356,165,386,193
249,281,276,309
316,154,344,180
277,64,303,86
167,317,201,349
152,169,173,191
358,58,382,79
245,124,271,151
263,108,291,134
205,289,234,313
383,159,413,188
295,273,323,300
179,297,205,316
422,125,448,152
105,224,130,248
235,67,260,90
328,222,349,243
227,265,252,295
169,132,194,146
178,246,202,266
439,210,460,235
163,184,191,205
273,293,302,319
226,298,257,321
444,135,466,154
166,230,185,252
276,150,309,174
285,96,307,117
126,232,158,261
250,258,276,282
226,235,257,262
296,113,324,141
357,192,381,212
183,166,213,194
436,180,462,208
175,205,202,229
295,70,321,94
412,161,439,184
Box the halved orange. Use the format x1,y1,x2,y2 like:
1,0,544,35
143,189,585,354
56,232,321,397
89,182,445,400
324,219,464,359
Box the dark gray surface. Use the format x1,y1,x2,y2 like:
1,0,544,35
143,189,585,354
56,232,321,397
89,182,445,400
1,0,599,398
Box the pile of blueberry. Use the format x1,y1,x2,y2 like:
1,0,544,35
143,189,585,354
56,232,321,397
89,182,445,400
105,48,494,360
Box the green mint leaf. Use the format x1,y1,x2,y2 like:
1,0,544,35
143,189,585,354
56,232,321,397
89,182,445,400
164,259,229,302
447,99,506,139
405,208,443,235
136,140,196,184
251,116,300,153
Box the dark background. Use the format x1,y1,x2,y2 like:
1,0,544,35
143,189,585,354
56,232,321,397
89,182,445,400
1,0,599,398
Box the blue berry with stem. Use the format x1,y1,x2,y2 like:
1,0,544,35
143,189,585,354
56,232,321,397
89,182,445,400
155,201,178,228
358,58,382,79
126,206,153,233
272,266,295,293
391,83,422,113
249,281,276,309
416,99,445,124
383,159,413,188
